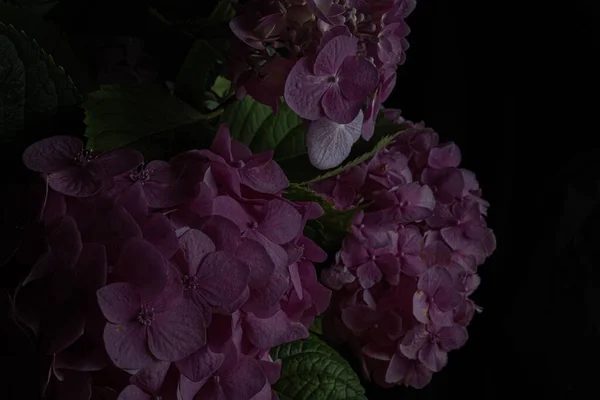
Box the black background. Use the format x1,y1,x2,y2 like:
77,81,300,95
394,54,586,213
2,0,599,398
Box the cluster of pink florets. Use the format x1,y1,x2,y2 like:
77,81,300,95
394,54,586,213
15,125,331,399
227,0,415,169
314,119,496,389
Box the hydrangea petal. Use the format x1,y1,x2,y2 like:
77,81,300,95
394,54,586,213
338,56,379,101
148,302,207,361
91,148,144,177
239,159,289,194
212,196,252,230
113,238,168,300
234,238,275,289
399,324,428,359
130,360,170,394
284,58,328,120
177,375,206,400
428,142,462,169
356,261,383,289
258,199,303,244
437,324,468,350
200,215,241,252
118,385,151,400
417,266,453,295
97,283,141,324
307,111,363,170
141,213,179,260
321,85,364,124
22,136,82,173
176,346,224,382
418,341,446,372
385,353,409,384
243,270,289,316
178,229,216,276
246,230,288,270
103,322,153,369
221,355,267,400
196,251,249,311
313,35,358,76
48,167,103,197
244,310,308,349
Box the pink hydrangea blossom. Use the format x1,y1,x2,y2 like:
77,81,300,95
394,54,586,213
16,129,331,399
317,120,496,389
22,136,143,197
226,0,416,169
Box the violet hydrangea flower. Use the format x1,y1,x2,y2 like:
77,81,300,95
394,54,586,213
97,239,206,368
203,124,289,195
22,136,143,197
412,267,462,328
316,119,496,389
284,35,378,124
174,228,250,315
16,126,331,399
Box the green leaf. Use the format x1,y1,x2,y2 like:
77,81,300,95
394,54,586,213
210,75,231,98
220,95,309,161
83,84,218,154
0,34,26,138
271,335,367,400
220,95,273,145
0,22,81,142
206,0,235,23
0,3,95,97
175,40,223,112
283,184,361,254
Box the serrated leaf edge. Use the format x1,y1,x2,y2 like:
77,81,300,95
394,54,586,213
301,130,405,185
271,336,366,400
0,21,82,104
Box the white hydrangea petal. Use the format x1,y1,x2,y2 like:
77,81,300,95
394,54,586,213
307,111,364,170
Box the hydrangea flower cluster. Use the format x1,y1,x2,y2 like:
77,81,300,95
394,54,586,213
315,118,496,389
227,0,416,169
15,125,331,399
